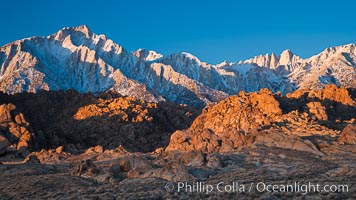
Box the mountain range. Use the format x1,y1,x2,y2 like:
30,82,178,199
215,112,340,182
1,25,355,107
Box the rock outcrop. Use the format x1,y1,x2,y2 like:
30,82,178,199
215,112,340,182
166,88,285,152
306,102,328,121
243,130,323,156
0,135,9,155
166,85,355,153
71,159,100,177
338,125,356,144
0,103,37,156
281,84,355,121
0,87,354,199
0,90,199,153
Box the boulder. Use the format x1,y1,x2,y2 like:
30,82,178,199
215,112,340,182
338,125,356,145
24,155,41,164
55,146,63,154
154,161,195,182
118,155,152,173
307,102,328,121
0,103,35,156
244,130,323,155
84,145,104,154
71,159,99,177
0,104,15,124
0,135,10,155
177,150,206,167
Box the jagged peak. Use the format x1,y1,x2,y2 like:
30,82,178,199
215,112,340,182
68,24,91,34
280,49,293,57
215,60,231,68
322,43,355,53
343,43,355,48
334,43,355,49
181,52,200,60
76,24,90,32
164,52,200,62
134,48,158,55
160,52,214,70
307,43,356,62
55,25,93,39
133,48,163,61
135,48,146,52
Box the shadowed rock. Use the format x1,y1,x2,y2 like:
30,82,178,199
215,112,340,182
71,159,99,177
0,90,199,153
0,103,37,156
338,125,356,144
0,135,9,155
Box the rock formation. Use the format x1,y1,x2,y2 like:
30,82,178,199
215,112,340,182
0,103,37,156
0,90,199,153
0,85,355,199
0,135,9,155
166,85,355,153
338,125,356,144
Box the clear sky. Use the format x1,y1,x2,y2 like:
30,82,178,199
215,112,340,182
1,0,356,64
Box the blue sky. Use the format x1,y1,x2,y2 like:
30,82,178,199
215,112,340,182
1,0,356,64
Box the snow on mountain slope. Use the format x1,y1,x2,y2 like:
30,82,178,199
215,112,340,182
242,44,356,90
156,52,296,94
298,43,356,89
133,49,163,61
0,25,160,102
244,49,305,72
0,25,227,107
1,25,355,108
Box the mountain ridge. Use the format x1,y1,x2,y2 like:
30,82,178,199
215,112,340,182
1,25,355,108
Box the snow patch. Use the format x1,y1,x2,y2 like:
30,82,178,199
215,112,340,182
232,64,255,75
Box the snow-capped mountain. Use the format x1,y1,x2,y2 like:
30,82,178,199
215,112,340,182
243,49,304,71
243,44,356,90
155,52,295,95
0,25,227,107
0,25,160,102
1,25,355,108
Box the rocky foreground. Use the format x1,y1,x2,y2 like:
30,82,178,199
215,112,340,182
0,84,355,199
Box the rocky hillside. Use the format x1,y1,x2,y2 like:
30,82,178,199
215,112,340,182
0,85,355,199
0,90,199,154
166,84,356,152
1,84,354,157
1,25,355,108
